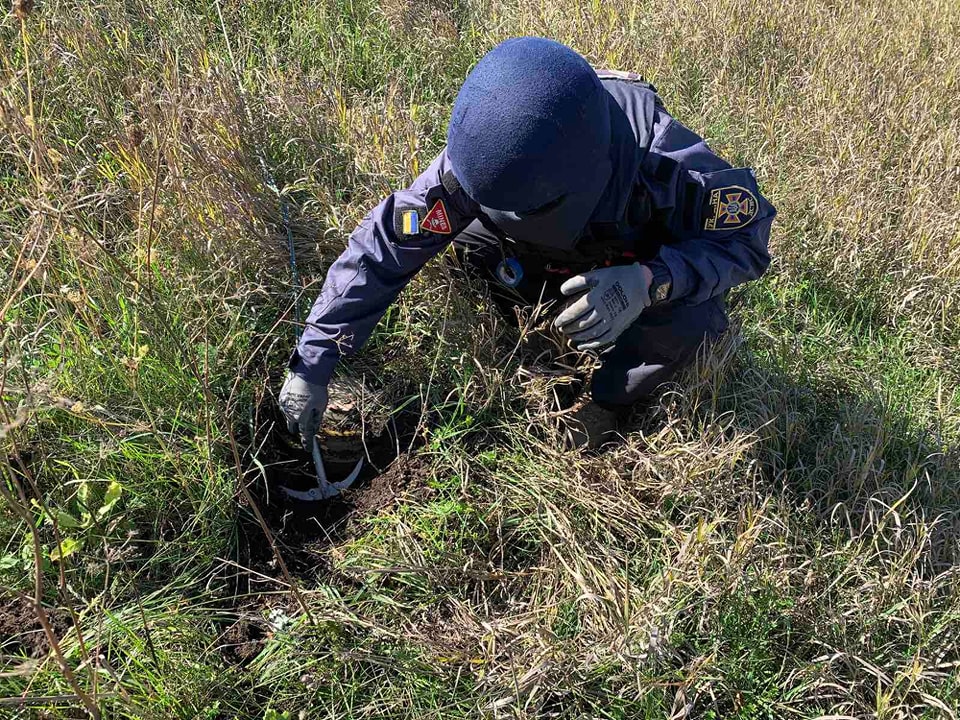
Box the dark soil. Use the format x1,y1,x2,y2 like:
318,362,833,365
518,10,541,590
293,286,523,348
0,595,71,658
214,411,435,665
248,390,427,519
237,446,434,579
221,396,432,598
217,613,269,666
343,453,435,516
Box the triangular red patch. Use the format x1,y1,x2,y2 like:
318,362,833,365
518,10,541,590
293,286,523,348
421,199,452,234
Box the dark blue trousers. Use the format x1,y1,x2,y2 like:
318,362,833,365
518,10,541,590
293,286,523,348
454,220,728,408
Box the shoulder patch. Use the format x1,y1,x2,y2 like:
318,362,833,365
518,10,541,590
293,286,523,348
704,185,758,231
441,170,461,195
394,203,427,239
421,199,452,234
401,208,420,235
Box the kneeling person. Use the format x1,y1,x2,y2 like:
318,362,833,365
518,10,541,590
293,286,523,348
280,37,776,449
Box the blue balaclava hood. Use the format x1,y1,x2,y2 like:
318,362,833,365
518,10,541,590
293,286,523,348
447,37,612,249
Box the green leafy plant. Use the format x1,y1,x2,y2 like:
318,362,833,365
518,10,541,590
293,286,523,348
36,480,123,562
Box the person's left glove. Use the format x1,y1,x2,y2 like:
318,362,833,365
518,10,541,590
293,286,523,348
553,263,653,350
278,373,328,450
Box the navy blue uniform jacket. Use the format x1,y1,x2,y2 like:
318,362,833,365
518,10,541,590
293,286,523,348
291,72,776,385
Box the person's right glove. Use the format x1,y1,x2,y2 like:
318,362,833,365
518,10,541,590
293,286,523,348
278,373,328,450
553,263,653,350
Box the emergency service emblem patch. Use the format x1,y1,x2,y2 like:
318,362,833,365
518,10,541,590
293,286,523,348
704,185,758,231
421,199,452,234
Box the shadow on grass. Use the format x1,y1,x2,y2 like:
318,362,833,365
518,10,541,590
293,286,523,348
614,261,959,546
687,338,960,571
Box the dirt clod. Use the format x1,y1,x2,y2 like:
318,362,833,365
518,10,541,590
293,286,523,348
219,616,267,665
345,454,434,516
0,596,71,659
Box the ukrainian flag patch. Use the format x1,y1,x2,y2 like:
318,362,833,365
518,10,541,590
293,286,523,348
402,209,420,235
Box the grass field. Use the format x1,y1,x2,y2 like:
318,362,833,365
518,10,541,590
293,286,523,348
2,0,960,717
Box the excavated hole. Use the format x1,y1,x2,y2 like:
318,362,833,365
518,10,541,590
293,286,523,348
227,384,428,588
213,392,431,665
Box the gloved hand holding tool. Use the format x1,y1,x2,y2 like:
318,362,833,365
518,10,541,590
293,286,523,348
553,263,653,350
279,374,362,501
279,373,328,450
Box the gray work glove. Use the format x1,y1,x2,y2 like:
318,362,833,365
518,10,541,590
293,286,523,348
278,373,328,450
554,263,653,350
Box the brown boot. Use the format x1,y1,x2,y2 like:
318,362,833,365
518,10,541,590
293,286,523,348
560,401,621,450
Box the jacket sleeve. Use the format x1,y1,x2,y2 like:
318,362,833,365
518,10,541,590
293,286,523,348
290,149,479,386
640,108,776,305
